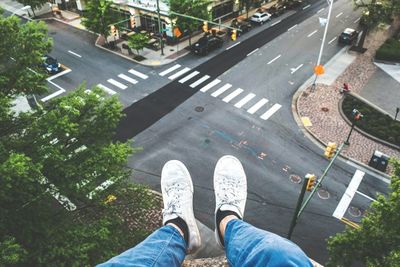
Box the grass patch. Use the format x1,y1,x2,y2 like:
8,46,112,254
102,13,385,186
375,38,400,62
342,94,400,146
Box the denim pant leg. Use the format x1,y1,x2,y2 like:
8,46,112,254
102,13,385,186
225,220,313,267
97,225,186,267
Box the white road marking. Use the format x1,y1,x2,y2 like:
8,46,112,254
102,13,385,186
247,48,259,57
68,50,82,58
97,84,117,95
222,88,243,103
41,85,65,102
260,103,281,120
267,54,281,65
288,24,298,31
336,12,343,18
317,8,325,13
118,74,138,84
159,64,181,76
234,93,256,108
328,36,337,44
356,190,377,202
307,30,318,37
291,64,304,74
303,4,311,9
190,75,210,88
128,69,148,79
271,20,281,26
168,67,191,80
107,78,127,89
211,84,232,97
200,79,221,92
178,71,200,83
226,42,241,50
247,98,268,114
354,17,361,23
47,68,72,81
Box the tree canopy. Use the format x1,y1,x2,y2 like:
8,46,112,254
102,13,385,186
128,33,149,55
81,0,115,41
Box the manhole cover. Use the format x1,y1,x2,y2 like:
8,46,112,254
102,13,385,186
348,206,362,217
302,92,309,97
195,106,204,112
317,189,330,199
321,107,329,112
289,174,302,184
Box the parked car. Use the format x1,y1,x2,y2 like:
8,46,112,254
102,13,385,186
267,4,286,17
338,28,359,45
282,0,303,10
250,12,271,25
42,55,61,74
230,19,252,36
192,34,224,56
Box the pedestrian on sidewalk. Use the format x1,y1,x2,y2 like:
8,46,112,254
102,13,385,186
98,156,313,267
339,83,350,95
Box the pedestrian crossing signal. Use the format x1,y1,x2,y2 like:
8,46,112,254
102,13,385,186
130,16,136,29
306,174,316,191
231,30,237,41
110,25,117,36
324,142,337,159
202,21,208,32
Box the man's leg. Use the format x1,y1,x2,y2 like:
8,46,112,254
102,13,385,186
213,155,312,267
97,160,201,266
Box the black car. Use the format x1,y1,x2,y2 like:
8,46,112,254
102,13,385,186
230,19,252,36
267,4,286,17
192,34,223,56
338,28,359,45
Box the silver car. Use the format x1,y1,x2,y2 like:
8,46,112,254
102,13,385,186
250,12,271,24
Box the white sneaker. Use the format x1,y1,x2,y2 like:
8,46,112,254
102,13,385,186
161,160,201,254
214,155,247,248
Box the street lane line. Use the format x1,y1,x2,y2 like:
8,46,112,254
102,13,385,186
211,84,232,97
226,42,241,50
317,8,325,13
168,67,191,80
68,50,82,58
159,64,181,76
287,24,298,31
247,48,259,57
328,36,337,44
223,88,243,103
354,17,361,23
247,98,268,114
356,190,376,202
336,12,343,18
303,4,311,9
107,78,127,90
291,63,303,74
118,74,138,84
307,30,318,37
178,71,200,83
200,79,221,92
190,75,210,88
267,54,281,65
260,103,281,120
97,84,117,95
128,69,148,79
271,20,281,26
234,93,255,108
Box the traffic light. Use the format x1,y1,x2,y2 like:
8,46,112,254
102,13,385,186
231,30,237,41
130,16,136,29
324,142,337,159
306,174,316,192
202,21,208,32
110,25,117,36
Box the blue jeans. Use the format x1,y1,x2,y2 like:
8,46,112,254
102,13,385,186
98,220,313,267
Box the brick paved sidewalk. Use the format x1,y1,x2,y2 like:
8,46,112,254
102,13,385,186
296,22,400,175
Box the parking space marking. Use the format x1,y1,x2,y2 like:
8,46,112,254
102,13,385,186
291,64,303,74
211,83,232,97
128,69,148,79
107,79,127,90
159,64,181,76
317,8,325,13
354,17,361,23
41,83,65,102
118,74,138,84
97,84,117,95
168,67,191,80
247,98,268,114
234,93,256,108
287,24,298,31
303,4,311,9
190,75,210,88
200,79,221,92
307,30,318,37
68,50,82,58
271,20,281,26
267,54,281,64
178,71,200,83
328,36,337,44
226,42,241,50
247,48,259,57
260,103,281,120
223,88,243,103
336,12,343,18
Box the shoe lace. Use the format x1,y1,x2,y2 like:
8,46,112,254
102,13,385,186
217,175,243,206
162,182,189,217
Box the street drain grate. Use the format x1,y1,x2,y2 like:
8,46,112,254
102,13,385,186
321,107,329,112
348,206,362,217
317,189,330,199
289,174,302,184
195,106,204,112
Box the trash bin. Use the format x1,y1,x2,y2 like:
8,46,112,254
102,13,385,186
368,150,389,172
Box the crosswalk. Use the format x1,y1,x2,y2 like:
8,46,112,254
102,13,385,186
158,64,282,121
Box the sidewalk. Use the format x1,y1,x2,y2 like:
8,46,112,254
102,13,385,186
295,21,400,176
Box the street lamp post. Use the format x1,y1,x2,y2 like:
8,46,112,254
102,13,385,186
345,109,363,145
156,0,164,56
11,5,31,16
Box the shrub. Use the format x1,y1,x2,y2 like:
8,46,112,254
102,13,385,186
375,38,400,62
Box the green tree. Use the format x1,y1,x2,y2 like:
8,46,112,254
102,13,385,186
0,14,52,97
327,159,400,267
168,0,211,46
15,0,48,17
128,33,149,55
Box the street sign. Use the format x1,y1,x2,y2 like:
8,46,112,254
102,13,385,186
314,65,324,75
174,27,182,38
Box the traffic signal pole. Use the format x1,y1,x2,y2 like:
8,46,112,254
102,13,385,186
288,176,309,239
